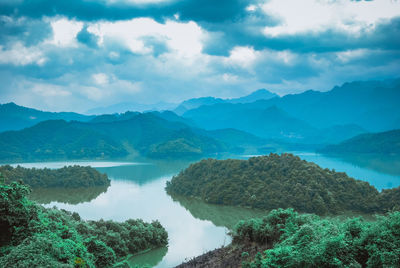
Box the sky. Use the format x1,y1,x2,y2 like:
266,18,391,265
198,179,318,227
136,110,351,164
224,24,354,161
0,0,399,113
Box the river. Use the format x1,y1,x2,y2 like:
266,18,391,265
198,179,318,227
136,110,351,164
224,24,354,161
11,152,400,267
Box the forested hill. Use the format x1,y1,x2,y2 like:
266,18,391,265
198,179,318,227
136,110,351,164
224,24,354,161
0,102,92,132
0,182,168,267
319,129,400,155
0,113,225,162
0,165,110,188
166,153,400,215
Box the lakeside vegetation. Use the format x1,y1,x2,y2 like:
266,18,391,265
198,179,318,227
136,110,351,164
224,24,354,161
166,153,400,215
0,165,110,188
29,186,109,205
235,208,400,267
0,181,168,267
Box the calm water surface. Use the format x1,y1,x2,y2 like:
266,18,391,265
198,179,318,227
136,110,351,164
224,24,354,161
16,152,400,267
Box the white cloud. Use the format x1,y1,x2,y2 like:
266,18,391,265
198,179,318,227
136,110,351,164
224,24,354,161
92,73,110,85
222,73,239,83
262,0,400,37
277,50,297,65
83,74,141,101
225,46,259,67
46,17,83,47
0,43,46,66
336,48,369,63
88,18,204,57
246,5,257,12
31,83,71,97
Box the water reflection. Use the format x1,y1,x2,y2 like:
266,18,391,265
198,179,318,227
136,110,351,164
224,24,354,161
41,179,231,268
169,194,267,230
290,152,400,190
128,246,168,267
96,159,193,185
324,153,400,177
29,185,109,205
9,161,142,169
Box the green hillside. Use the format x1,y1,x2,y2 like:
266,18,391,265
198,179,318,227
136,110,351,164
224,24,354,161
166,153,399,215
320,129,400,155
0,165,110,188
0,113,225,162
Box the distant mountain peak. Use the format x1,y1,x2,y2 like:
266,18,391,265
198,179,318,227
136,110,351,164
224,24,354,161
228,88,279,104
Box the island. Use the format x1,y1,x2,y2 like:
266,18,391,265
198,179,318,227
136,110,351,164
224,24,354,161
0,165,110,188
166,153,399,215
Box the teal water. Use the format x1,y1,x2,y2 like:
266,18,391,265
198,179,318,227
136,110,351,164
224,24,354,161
290,152,400,190
14,152,400,267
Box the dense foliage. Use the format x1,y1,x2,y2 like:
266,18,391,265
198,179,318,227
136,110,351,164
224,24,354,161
0,182,168,267
320,129,400,155
166,153,399,215
235,208,400,267
0,120,127,161
0,165,110,188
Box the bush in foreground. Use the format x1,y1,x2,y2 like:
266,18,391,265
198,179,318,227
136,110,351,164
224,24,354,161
235,208,400,267
0,181,168,267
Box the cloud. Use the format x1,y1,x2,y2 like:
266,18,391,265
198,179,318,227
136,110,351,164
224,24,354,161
46,17,83,47
87,18,204,57
0,0,251,23
224,46,259,68
0,0,399,112
261,0,400,36
0,16,52,46
77,25,99,48
0,42,46,66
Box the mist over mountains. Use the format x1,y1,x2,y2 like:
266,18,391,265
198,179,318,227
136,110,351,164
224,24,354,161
182,79,400,135
0,79,399,161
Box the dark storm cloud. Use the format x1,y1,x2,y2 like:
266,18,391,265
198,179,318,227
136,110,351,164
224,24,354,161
0,16,52,46
77,25,99,48
0,0,252,23
3,0,398,56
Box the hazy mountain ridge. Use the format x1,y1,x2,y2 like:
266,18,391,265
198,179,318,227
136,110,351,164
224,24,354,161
1,79,398,157
0,113,227,162
173,89,278,115
183,104,317,140
181,79,400,143
319,129,400,155
0,102,93,132
86,101,177,115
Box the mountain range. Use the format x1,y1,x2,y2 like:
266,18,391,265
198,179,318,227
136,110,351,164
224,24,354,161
181,79,400,142
0,79,399,161
0,112,227,162
86,101,177,115
0,102,93,132
173,89,278,115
